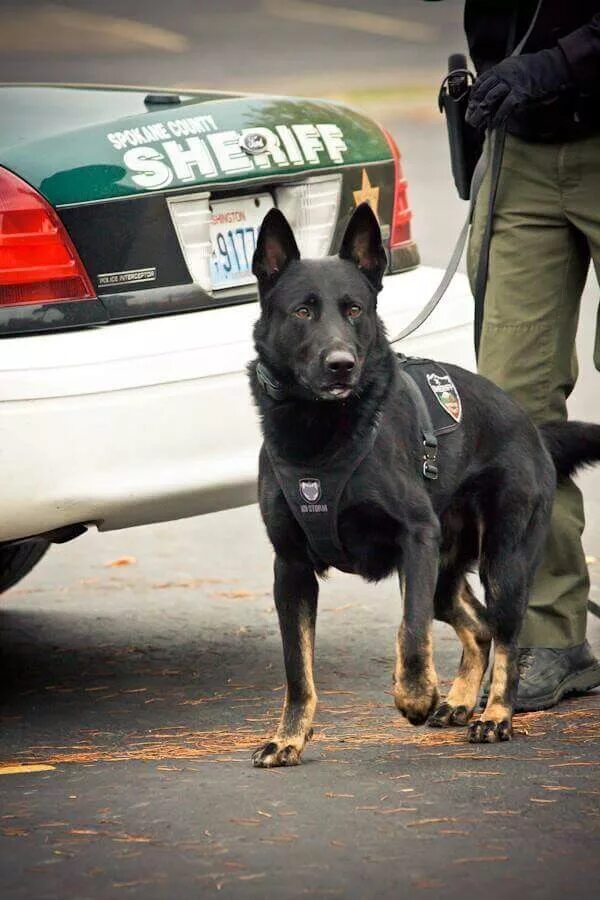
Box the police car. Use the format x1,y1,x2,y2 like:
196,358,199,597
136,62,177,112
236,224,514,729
0,84,474,592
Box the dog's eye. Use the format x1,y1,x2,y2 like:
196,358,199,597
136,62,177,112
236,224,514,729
347,304,362,319
294,306,312,319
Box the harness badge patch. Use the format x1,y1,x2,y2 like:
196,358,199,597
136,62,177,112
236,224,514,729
299,479,328,513
426,372,462,423
299,479,321,503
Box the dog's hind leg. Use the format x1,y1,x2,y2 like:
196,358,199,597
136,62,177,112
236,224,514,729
469,642,518,743
393,515,441,725
429,578,492,728
468,496,548,743
252,556,318,768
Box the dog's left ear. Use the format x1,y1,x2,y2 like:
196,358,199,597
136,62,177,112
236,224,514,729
252,208,300,294
339,202,387,290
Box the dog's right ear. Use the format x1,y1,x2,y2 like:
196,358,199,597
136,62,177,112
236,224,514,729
252,208,300,294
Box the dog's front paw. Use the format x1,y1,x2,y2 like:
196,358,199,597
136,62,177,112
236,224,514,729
428,701,473,728
251,730,313,768
394,682,440,726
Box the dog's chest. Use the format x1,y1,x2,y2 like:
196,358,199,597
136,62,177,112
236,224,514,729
263,421,382,573
335,501,403,580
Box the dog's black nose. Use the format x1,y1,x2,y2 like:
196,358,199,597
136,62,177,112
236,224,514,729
325,350,356,374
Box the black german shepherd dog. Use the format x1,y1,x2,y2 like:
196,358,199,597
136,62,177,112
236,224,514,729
248,202,600,768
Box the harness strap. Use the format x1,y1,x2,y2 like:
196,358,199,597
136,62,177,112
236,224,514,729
395,363,439,481
264,416,381,570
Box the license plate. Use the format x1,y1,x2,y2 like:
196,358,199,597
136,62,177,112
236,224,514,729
209,194,274,289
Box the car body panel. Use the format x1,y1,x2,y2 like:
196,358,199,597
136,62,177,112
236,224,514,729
0,268,475,542
0,86,392,206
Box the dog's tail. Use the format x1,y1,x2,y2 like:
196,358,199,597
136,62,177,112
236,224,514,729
539,421,600,478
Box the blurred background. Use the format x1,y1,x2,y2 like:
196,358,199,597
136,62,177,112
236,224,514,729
0,1,464,98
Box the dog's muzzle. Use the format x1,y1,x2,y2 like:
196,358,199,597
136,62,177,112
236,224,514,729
318,349,358,399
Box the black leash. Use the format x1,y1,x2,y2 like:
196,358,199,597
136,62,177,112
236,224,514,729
589,599,600,618
471,8,518,357
471,123,506,357
389,135,487,346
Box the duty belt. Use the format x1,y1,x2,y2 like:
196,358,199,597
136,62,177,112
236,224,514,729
263,355,462,569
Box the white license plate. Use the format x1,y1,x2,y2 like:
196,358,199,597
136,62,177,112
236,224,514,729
209,194,274,289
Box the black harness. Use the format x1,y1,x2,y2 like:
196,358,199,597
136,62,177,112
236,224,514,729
396,354,462,480
260,355,462,569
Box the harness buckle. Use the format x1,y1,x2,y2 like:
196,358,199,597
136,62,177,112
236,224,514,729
422,432,439,481
423,460,439,480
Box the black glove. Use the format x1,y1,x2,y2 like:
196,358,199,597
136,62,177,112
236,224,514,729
465,47,572,130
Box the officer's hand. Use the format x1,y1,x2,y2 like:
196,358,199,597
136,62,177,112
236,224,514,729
466,48,571,130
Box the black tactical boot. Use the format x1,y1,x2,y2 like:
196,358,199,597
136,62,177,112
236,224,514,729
480,641,600,712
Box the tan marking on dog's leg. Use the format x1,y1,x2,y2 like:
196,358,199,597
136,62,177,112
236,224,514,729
429,583,492,727
457,583,492,641
447,588,491,709
275,614,317,747
481,645,511,721
446,626,489,712
468,645,515,743
394,624,439,725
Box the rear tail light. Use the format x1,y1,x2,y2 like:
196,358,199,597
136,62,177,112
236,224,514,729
0,166,95,307
381,127,413,249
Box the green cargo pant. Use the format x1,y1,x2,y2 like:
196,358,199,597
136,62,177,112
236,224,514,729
467,131,600,649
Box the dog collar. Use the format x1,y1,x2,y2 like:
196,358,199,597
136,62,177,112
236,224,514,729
255,361,287,401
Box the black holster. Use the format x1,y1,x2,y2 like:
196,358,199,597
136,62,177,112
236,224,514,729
438,54,483,200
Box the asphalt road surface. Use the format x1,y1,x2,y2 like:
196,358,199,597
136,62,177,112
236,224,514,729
1,2,599,898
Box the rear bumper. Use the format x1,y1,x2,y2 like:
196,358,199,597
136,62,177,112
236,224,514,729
0,266,475,542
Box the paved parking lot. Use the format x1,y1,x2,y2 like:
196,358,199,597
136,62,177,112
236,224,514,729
2,507,599,898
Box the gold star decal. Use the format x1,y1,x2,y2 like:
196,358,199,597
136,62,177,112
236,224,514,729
353,168,380,219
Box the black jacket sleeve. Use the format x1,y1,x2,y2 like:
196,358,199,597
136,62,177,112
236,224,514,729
558,13,600,88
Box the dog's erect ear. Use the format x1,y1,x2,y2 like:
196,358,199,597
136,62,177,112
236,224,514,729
339,202,387,290
252,208,300,293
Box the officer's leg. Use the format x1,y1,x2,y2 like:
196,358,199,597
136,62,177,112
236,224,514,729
468,134,590,650
560,132,600,372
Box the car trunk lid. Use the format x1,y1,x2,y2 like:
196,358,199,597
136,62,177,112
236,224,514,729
1,86,392,205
